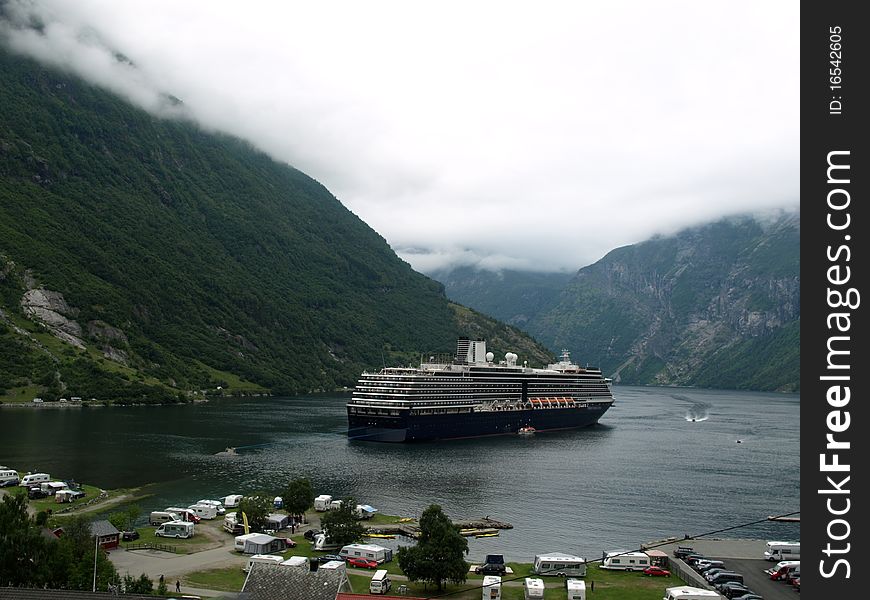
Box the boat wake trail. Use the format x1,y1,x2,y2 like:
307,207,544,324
672,394,711,422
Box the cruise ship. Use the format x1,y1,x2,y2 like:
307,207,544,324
347,339,614,442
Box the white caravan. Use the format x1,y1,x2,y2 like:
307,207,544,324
662,586,721,600
314,494,333,511
533,553,587,577
523,578,545,600
339,543,393,564
244,554,284,572
566,579,586,600
600,550,650,571
482,575,501,600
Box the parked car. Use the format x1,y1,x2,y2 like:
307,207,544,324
731,595,763,600
683,554,707,566
716,582,753,598
281,537,297,548
347,557,379,569
475,562,507,576
121,530,140,541
318,554,344,563
697,560,726,573
304,529,323,541
643,566,671,577
27,487,48,499
673,546,695,558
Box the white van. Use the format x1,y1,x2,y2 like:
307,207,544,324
533,553,587,577
244,554,284,572
369,569,392,594
197,499,226,515
150,511,180,525
523,578,545,600
165,507,201,523
482,576,501,600
187,503,218,520
155,520,194,539
0,470,20,487
763,541,800,561
20,473,50,487
662,587,721,600
566,579,586,600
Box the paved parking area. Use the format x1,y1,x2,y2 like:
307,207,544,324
649,540,799,600
724,559,798,600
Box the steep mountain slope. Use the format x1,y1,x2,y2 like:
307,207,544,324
0,47,551,403
427,267,571,328
527,214,800,391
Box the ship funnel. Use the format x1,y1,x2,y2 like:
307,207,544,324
456,338,487,364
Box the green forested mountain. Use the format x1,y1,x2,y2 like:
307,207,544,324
432,215,800,392
427,267,572,328
0,47,551,403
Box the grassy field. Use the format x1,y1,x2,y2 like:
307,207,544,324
120,524,215,554
183,567,248,592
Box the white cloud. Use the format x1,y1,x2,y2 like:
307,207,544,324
1,0,799,272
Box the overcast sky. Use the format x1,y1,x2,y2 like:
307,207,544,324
1,0,799,273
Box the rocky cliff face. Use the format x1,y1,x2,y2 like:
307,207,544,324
527,213,799,391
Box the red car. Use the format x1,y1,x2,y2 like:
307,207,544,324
643,566,671,577
346,557,380,569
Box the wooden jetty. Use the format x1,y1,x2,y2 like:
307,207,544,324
364,517,512,540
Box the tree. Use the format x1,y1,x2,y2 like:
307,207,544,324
238,494,272,532
319,496,364,547
108,512,128,533
126,504,142,530
397,505,468,591
282,477,314,524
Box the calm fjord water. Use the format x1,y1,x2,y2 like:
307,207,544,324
1,385,799,561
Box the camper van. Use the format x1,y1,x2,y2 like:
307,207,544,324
533,554,587,577
482,576,501,600
328,499,343,511
187,503,218,520
369,569,392,594
155,520,194,539
662,587,721,600
763,541,800,561
523,578,545,600
223,494,243,508
766,560,800,580
566,579,586,600
20,473,50,487
224,512,244,534
281,556,310,569
197,499,226,515
0,470,20,487
314,494,333,511
165,507,201,523
339,543,393,564
150,511,181,525
244,554,284,572
600,551,650,571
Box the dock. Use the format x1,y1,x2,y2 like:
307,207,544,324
364,517,512,539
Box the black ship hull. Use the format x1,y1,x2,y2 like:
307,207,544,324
348,403,611,442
